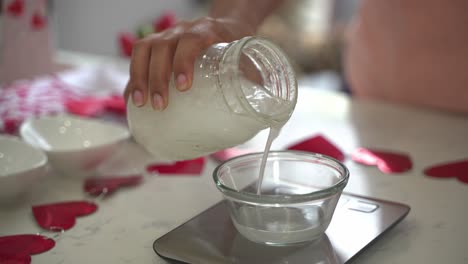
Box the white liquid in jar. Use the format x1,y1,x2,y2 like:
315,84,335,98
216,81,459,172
128,61,292,164
128,77,279,161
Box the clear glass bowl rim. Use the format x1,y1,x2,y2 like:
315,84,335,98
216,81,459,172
213,151,349,205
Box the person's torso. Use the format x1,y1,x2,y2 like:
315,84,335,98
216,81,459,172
344,0,468,113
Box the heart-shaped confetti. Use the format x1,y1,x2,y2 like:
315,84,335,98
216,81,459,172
65,96,126,117
351,148,412,174
0,254,30,264
287,134,345,162
32,201,98,231
84,175,143,196
104,96,126,115
0,234,55,264
31,13,47,30
211,148,253,162
4,118,22,135
65,97,105,117
424,159,468,184
6,0,24,17
147,157,205,176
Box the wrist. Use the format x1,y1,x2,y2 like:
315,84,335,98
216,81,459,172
211,16,256,36
209,1,264,31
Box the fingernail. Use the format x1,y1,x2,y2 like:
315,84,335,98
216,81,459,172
152,93,164,111
132,90,144,107
176,74,188,91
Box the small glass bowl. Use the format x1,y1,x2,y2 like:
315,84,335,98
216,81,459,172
213,151,349,246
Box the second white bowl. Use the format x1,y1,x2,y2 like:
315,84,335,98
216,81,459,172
0,135,48,200
20,114,130,178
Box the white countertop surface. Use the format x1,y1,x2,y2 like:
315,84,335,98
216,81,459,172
1,52,468,264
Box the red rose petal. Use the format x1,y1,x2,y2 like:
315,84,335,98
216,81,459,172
84,175,143,196
32,201,98,231
0,234,55,263
351,148,412,174
147,157,205,176
6,0,24,17
424,159,468,184
287,134,345,162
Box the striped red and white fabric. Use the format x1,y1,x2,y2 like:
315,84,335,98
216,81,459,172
0,66,128,134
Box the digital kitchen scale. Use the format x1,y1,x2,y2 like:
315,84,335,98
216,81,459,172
153,193,410,264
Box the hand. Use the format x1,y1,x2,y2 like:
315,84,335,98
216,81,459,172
124,17,254,111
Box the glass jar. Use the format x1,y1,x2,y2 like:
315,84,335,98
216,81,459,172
127,36,297,161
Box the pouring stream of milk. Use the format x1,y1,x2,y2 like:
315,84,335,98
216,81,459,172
238,78,292,195
256,126,281,194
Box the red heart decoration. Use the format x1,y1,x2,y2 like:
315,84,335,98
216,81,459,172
84,175,143,196
6,0,24,17
65,96,126,116
154,12,176,32
0,254,30,264
287,134,345,162
31,13,47,30
104,96,126,115
424,159,468,184
65,97,106,117
4,118,22,135
118,32,137,57
351,148,412,174
0,234,55,264
211,148,253,162
147,157,205,176
32,201,98,231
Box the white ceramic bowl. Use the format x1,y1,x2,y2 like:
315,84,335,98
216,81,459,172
0,135,48,200
20,115,130,178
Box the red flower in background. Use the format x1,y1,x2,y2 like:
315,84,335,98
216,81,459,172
6,0,24,17
31,12,47,30
118,11,176,58
154,11,176,32
118,32,137,57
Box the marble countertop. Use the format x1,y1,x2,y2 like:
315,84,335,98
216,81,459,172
1,52,468,264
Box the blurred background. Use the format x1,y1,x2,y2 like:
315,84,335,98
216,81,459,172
1,0,359,89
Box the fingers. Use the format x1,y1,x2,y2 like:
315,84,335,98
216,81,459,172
173,31,217,92
126,17,246,110
148,36,178,110
128,40,151,107
124,82,131,102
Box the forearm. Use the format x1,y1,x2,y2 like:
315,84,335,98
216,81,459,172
209,0,283,30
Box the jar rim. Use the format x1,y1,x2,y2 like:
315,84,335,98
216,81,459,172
221,36,298,126
212,151,350,205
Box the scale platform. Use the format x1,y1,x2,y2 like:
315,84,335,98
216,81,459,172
154,193,410,264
